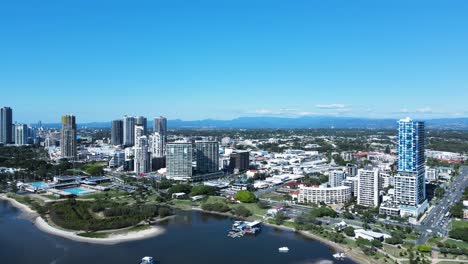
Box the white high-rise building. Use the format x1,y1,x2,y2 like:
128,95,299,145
343,176,359,197
357,168,380,207
14,124,28,145
166,142,192,180
149,132,165,157
134,136,151,175
134,125,145,146
328,170,345,187
123,116,136,147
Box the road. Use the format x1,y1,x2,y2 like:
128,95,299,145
417,165,468,244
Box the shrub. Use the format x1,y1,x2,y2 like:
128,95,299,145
235,190,256,203
231,205,252,217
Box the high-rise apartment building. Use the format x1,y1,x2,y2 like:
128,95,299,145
14,124,28,145
195,141,219,174
328,170,345,187
134,125,145,145
123,116,136,147
60,115,77,159
394,117,426,206
0,107,13,144
134,136,151,175
229,151,250,172
357,168,380,207
136,116,147,135
153,116,167,141
346,163,358,177
111,119,123,146
166,142,192,180
149,132,165,157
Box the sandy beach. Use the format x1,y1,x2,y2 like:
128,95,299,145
0,194,166,245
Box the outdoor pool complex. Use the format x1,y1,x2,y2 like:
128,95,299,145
63,187,93,195
31,182,49,188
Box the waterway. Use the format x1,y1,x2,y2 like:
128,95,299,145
0,200,356,264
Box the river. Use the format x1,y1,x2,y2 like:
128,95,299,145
0,200,356,264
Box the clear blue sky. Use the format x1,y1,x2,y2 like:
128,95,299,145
1,0,467,123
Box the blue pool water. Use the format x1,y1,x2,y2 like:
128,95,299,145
63,187,93,195
31,182,49,188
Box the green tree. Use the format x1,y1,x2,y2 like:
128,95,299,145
190,185,216,196
343,226,355,237
168,184,192,195
235,190,256,203
231,205,252,217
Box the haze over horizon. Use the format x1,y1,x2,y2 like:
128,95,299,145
1,0,467,123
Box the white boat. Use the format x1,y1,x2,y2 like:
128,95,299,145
278,247,289,252
140,256,154,264
333,252,346,259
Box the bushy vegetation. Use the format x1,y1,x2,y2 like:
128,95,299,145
49,200,171,232
190,185,216,196
231,205,252,217
235,190,256,203
168,184,192,195
343,226,355,237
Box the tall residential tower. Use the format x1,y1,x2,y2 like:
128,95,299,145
394,117,426,207
60,115,77,159
0,107,13,144
111,119,123,146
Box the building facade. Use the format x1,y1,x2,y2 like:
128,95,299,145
395,117,426,206
111,119,123,146
0,107,13,144
149,132,165,157
357,168,380,207
134,136,151,175
166,142,192,180
329,170,345,187
136,116,147,135
343,176,359,197
14,124,28,145
123,115,136,147
60,115,77,159
153,116,167,141
298,185,351,204
229,151,250,172
195,141,219,174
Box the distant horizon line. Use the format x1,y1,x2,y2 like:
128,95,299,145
18,115,468,125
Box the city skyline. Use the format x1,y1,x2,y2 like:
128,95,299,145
1,1,468,122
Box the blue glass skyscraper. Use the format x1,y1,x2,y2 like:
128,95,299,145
395,117,426,207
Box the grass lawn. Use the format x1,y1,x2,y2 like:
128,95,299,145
443,238,468,250
169,199,194,209
259,192,286,201
230,202,268,216
383,244,407,258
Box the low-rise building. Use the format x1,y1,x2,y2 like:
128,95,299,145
354,229,391,241
298,185,351,204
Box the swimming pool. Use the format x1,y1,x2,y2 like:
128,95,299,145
62,187,93,195
30,182,49,188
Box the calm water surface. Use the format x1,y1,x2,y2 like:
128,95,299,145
0,200,356,264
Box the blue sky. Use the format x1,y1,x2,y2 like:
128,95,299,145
1,0,467,123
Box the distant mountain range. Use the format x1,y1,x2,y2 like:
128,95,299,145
42,116,468,130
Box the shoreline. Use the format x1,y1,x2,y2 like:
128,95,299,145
0,194,166,245
186,206,367,264
2,194,371,262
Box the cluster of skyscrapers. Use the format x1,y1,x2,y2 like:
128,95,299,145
1,107,38,146
110,116,167,174
109,115,221,180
